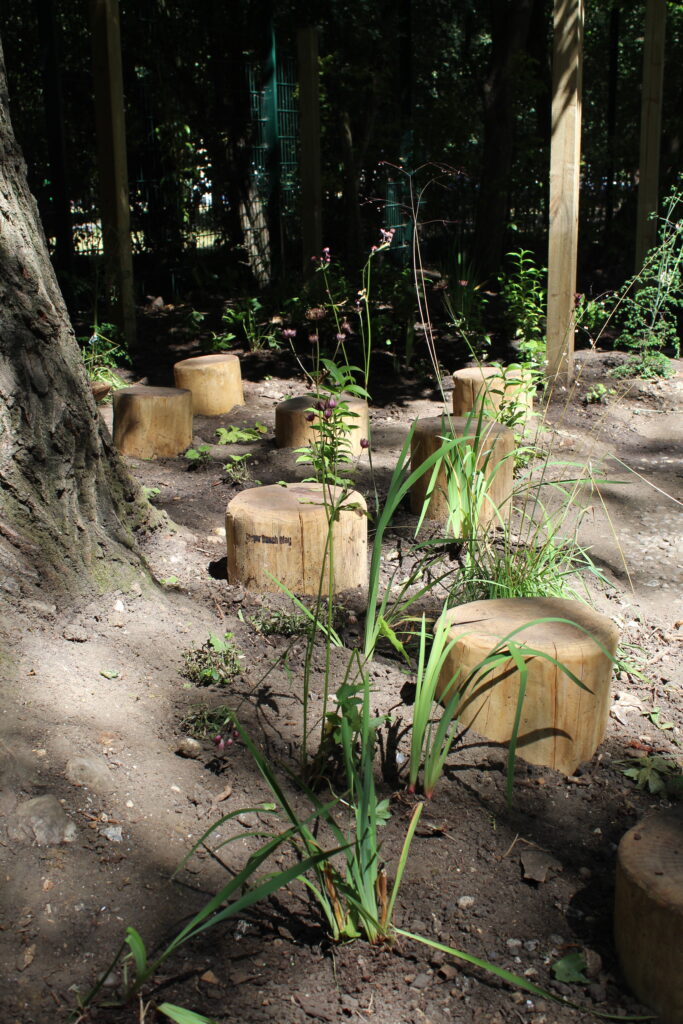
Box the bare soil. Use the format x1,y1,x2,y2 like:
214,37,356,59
1,346,682,1024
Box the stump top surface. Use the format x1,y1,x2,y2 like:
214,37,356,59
619,808,683,906
441,597,618,651
413,415,511,441
453,364,528,381
113,385,191,399
173,353,240,369
227,482,366,516
277,394,367,411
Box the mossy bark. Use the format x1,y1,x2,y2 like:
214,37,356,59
0,39,153,600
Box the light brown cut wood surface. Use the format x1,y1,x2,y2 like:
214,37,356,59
275,395,369,456
436,597,618,776
112,385,192,458
173,353,244,415
409,415,514,529
226,482,367,595
615,808,683,1024
451,366,533,418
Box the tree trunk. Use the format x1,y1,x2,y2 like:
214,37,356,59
0,39,151,599
472,0,535,282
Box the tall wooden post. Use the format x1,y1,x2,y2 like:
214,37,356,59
297,26,322,271
89,0,136,351
635,0,666,272
547,0,584,383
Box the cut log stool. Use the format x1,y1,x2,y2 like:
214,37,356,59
275,395,369,456
226,482,367,595
615,808,683,1024
435,597,618,776
173,353,244,415
410,415,514,528
112,385,192,458
452,366,534,419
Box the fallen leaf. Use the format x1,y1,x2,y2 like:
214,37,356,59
42,879,54,892
200,970,220,985
17,944,35,971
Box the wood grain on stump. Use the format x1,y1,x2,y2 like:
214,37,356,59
615,808,683,1024
409,415,515,528
436,597,618,776
226,482,367,595
275,395,369,456
452,366,534,419
112,385,192,459
173,353,244,415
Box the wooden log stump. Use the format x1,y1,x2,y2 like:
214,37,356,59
409,415,514,529
112,385,192,458
436,597,618,776
452,366,534,419
615,808,683,1024
173,353,244,415
275,395,369,456
226,482,367,595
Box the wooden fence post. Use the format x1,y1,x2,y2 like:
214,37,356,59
547,0,584,383
635,0,666,273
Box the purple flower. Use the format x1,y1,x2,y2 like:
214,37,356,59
214,734,225,755
315,400,325,412
308,332,319,344
324,408,332,420
326,397,337,410
360,437,369,450
305,412,316,422
336,333,346,343
281,327,296,339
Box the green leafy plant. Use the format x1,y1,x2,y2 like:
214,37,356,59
216,297,282,352
79,323,129,389
295,385,367,487
223,452,252,484
182,633,244,686
215,423,267,444
619,754,683,797
500,249,547,371
247,607,312,638
584,383,608,404
551,951,589,985
180,703,238,741
610,180,682,379
184,444,212,467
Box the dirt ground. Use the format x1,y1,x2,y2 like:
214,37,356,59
0,344,682,1024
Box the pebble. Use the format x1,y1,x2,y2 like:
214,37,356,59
506,938,522,951
63,623,89,642
176,736,202,759
457,895,475,910
65,756,113,793
13,795,77,845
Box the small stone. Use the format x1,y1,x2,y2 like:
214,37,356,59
237,812,258,828
176,737,202,759
506,938,522,952
101,825,123,842
65,756,112,793
524,940,539,953
589,982,607,1003
13,795,77,846
583,948,603,979
411,972,431,990
457,895,475,910
63,623,88,643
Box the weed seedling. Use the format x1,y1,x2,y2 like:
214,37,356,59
223,453,252,484
216,423,267,444
185,444,212,468
182,633,244,686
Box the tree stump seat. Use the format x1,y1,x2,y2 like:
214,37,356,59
226,482,367,595
173,353,244,415
436,597,619,776
452,365,534,419
409,415,515,529
275,395,369,456
112,385,192,458
615,808,683,1024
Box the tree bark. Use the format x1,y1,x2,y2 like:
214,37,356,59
0,38,151,599
471,0,535,282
